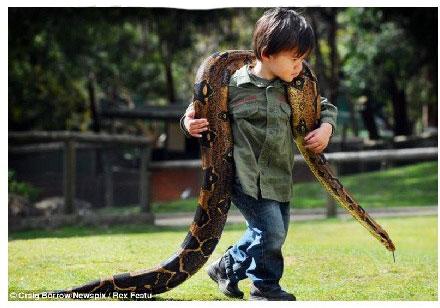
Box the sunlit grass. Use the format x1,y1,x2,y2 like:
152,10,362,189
115,161,437,214
9,216,437,301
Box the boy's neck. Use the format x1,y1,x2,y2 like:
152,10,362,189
250,60,276,81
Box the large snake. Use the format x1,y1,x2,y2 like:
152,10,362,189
42,50,395,299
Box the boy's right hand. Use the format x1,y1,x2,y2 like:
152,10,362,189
184,103,209,138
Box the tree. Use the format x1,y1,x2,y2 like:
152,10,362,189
338,8,436,138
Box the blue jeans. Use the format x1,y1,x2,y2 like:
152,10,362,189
223,183,290,292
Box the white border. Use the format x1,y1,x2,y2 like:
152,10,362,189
4,0,440,8
2,2,439,308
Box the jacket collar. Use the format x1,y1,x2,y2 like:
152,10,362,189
236,64,285,88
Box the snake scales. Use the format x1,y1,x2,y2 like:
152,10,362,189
44,50,395,299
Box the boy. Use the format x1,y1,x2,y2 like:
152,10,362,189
180,8,337,301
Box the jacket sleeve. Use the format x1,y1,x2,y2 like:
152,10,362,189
319,96,338,137
179,102,194,138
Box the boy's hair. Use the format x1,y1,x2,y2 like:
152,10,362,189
252,8,315,60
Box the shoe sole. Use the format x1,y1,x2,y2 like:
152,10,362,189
249,295,269,301
249,295,296,301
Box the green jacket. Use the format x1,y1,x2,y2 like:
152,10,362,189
180,64,338,203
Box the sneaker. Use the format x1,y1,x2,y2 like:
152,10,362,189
249,284,296,301
206,255,244,299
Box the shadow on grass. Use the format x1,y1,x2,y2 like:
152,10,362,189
8,221,250,241
8,215,406,241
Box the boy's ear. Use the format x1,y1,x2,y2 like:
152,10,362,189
260,47,270,61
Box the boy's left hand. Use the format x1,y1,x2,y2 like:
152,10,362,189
303,123,333,154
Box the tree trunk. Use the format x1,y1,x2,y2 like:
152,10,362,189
87,72,103,177
310,11,329,97
388,73,411,136
361,97,379,140
425,104,438,128
87,72,100,133
348,96,359,137
161,39,176,105
327,8,339,108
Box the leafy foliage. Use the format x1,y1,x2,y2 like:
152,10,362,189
338,8,437,134
8,170,41,202
8,7,437,136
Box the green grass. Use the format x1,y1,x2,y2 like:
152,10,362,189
9,216,437,300
292,161,438,209
102,161,437,215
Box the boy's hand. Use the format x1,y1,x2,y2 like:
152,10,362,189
184,103,209,138
303,123,333,153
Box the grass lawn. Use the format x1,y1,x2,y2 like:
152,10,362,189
117,161,436,214
9,215,437,301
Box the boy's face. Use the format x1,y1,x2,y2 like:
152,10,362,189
262,48,307,82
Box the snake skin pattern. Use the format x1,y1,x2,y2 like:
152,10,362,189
43,50,395,299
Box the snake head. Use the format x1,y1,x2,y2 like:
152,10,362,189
291,77,305,90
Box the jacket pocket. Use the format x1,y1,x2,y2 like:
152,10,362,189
279,102,292,121
230,101,259,119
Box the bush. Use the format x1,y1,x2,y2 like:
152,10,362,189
8,170,41,202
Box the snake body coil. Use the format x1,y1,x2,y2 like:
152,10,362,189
45,50,395,298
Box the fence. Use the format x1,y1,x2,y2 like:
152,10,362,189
149,147,438,217
9,131,154,219
9,130,438,228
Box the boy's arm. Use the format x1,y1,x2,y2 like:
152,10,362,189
319,96,338,137
304,96,337,153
